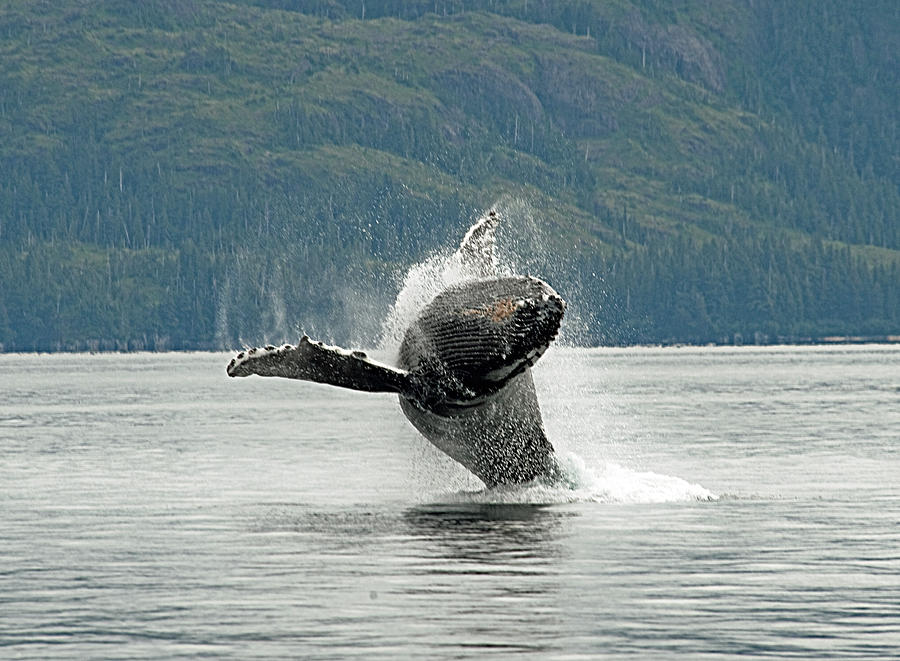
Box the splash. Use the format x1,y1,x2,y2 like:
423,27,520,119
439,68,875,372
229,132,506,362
214,248,298,350
559,453,718,503
431,452,717,505
379,208,506,357
382,203,717,504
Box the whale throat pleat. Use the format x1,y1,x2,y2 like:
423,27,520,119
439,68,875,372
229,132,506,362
399,275,564,389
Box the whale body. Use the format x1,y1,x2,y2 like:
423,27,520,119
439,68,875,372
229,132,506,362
227,212,565,487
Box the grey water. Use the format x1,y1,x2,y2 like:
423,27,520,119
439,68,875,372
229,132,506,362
1,345,899,659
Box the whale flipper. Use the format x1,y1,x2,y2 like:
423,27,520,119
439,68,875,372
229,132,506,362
454,209,500,278
227,336,409,394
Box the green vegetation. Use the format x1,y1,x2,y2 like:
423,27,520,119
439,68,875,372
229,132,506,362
1,0,897,349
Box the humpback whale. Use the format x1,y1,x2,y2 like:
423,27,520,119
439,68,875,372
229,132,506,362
227,211,565,487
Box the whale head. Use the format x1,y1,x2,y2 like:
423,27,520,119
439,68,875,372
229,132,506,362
398,275,566,395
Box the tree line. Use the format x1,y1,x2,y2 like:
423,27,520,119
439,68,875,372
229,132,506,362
0,0,897,350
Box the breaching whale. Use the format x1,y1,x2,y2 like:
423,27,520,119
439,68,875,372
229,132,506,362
226,211,565,487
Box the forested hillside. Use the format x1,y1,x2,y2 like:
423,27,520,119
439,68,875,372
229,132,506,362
1,0,898,350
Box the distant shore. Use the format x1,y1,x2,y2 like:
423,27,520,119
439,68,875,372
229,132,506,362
656,334,900,348
3,335,899,354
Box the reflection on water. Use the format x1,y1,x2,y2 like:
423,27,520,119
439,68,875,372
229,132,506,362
403,503,569,563
240,502,574,658
249,503,569,569
398,504,571,657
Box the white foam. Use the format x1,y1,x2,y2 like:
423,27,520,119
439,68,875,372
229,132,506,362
431,452,717,505
570,456,718,504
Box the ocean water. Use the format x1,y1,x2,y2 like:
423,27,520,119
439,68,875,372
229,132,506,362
1,345,898,659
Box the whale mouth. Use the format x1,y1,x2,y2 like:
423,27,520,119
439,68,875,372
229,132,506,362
481,293,564,384
511,288,566,345
532,291,566,326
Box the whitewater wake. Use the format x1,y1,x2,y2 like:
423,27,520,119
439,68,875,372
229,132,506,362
429,452,717,505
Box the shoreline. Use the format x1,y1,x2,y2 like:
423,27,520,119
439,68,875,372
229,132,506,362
2,336,900,355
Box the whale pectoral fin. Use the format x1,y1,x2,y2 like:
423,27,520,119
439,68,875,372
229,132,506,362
227,336,409,394
454,208,500,277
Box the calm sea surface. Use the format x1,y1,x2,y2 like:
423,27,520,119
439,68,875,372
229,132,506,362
1,346,898,659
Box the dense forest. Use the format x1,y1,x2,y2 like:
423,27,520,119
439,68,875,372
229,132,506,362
1,0,898,350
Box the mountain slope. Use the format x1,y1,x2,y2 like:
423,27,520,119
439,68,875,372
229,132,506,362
0,0,897,349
